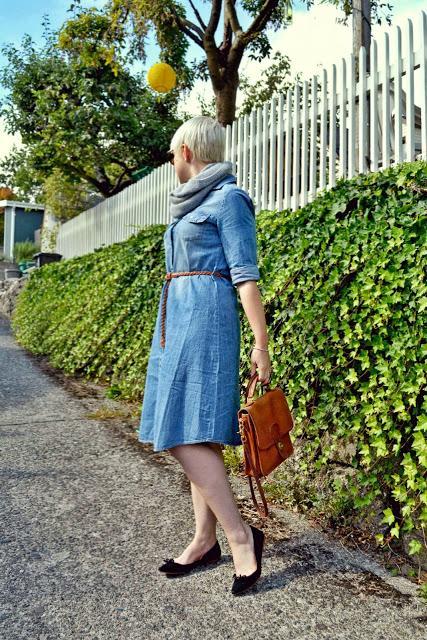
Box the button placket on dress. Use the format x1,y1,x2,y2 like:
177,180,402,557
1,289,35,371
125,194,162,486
159,219,232,349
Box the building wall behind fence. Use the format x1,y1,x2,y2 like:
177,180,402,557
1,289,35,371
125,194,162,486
56,10,427,260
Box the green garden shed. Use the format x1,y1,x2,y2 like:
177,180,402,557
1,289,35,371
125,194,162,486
0,200,45,261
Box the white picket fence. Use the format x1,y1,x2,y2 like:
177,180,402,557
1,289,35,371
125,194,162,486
56,10,427,259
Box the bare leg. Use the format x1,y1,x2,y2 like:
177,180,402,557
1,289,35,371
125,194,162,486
169,443,257,576
173,479,218,564
173,444,219,564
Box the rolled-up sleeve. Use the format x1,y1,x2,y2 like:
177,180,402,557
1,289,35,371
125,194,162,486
216,188,261,287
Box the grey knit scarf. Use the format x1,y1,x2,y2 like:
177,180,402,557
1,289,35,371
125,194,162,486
169,161,234,219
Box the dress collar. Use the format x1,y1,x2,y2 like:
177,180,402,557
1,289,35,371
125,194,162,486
211,174,237,190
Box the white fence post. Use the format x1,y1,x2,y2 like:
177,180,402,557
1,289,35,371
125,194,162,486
394,25,404,166
319,69,328,191
277,92,285,211
309,74,318,202
358,46,368,174
339,59,347,179
269,95,277,211
421,11,427,159
405,18,415,161
370,39,379,172
301,80,309,207
329,64,337,188
382,31,391,169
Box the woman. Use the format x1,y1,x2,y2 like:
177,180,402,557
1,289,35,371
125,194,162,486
138,116,272,595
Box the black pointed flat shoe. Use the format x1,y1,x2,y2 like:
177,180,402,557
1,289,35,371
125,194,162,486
231,525,265,595
158,539,221,576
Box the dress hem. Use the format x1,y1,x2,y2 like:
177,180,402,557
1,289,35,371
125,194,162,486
137,436,242,452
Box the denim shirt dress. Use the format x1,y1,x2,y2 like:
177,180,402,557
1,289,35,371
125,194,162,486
138,174,260,451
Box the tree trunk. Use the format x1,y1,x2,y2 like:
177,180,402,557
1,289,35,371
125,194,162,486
353,0,372,76
212,68,240,127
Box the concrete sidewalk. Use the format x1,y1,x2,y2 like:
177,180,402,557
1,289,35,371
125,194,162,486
0,315,426,639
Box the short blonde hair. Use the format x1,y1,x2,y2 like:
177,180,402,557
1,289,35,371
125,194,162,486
169,116,225,163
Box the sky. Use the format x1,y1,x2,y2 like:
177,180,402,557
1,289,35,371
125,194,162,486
0,0,426,161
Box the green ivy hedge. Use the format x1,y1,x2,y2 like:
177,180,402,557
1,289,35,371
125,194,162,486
11,160,427,557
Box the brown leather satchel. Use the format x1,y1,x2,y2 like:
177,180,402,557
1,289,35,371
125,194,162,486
237,372,294,518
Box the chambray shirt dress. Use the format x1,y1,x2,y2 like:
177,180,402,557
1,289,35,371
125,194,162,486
138,174,261,451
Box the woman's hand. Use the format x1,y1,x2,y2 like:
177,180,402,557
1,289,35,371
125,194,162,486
250,347,271,384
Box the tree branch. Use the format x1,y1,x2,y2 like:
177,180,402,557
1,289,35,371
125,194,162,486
225,0,243,35
109,156,133,172
169,6,204,49
67,163,111,196
219,13,233,59
227,42,245,73
202,0,223,87
182,17,204,41
188,0,207,32
241,0,280,44
112,166,130,192
205,0,222,39
110,177,134,195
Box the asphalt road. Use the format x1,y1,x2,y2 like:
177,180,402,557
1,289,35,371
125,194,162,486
0,315,426,640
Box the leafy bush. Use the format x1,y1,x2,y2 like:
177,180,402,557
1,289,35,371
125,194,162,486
249,159,426,557
13,241,39,262
12,224,165,400
11,160,427,558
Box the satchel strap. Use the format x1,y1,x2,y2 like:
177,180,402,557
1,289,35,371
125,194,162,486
243,433,269,518
240,372,270,518
245,371,270,404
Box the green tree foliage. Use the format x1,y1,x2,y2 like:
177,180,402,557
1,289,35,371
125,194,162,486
104,0,394,124
238,51,298,115
42,169,103,222
0,13,183,199
0,147,42,202
11,160,427,555
321,0,393,26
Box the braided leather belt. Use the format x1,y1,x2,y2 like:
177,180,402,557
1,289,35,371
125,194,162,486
160,270,232,347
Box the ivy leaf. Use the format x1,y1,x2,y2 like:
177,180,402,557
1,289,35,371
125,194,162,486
408,539,423,555
381,508,395,526
346,368,358,384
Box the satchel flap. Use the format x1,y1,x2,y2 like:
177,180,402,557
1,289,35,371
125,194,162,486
246,388,294,450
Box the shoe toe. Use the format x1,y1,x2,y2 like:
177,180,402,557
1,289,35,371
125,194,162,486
158,540,222,575
158,558,178,572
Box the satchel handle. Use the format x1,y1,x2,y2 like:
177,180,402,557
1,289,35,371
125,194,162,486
245,371,270,404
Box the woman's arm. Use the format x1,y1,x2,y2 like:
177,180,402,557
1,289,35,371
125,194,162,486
215,187,270,382
236,280,271,384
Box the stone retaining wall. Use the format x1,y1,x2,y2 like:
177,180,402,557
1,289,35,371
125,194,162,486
0,276,28,320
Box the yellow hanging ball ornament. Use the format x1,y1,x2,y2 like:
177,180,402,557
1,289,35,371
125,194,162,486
147,62,177,93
